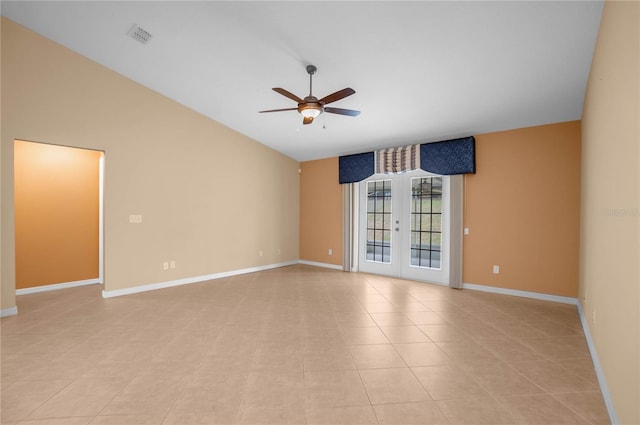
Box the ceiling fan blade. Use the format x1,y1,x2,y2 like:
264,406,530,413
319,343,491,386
324,107,361,117
303,116,314,125
259,107,298,113
273,87,303,103
319,88,355,105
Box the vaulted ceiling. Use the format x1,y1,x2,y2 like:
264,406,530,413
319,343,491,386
2,1,603,161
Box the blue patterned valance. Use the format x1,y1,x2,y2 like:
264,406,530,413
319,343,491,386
420,137,476,176
338,136,475,184
338,152,375,184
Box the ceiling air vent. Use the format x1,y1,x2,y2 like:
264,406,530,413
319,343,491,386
127,24,153,45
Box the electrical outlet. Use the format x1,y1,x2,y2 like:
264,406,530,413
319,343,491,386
170,260,175,269
464,227,470,235
493,265,500,274
129,214,142,223
328,248,333,256
162,262,169,270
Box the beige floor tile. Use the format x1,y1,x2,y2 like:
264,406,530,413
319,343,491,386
363,302,398,313
341,326,389,345
480,337,547,363
403,311,448,325
373,401,450,424
199,348,257,372
359,368,430,405
350,344,406,369
250,344,303,372
28,377,131,419
512,360,598,393
304,369,370,408
100,375,187,416
436,397,518,425
370,312,413,326
88,414,165,425
419,301,457,312
0,379,71,423
497,394,592,424
236,406,307,424
489,321,547,340
394,301,432,312
418,324,468,342
434,340,501,364
459,361,545,396
357,294,391,303
13,418,93,425
412,365,489,401
380,326,430,343
241,370,305,409
302,343,356,371
393,342,450,367
161,409,240,425
307,405,378,425
553,391,611,425
519,336,592,360
171,380,246,412
336,314,378,328
555,357,600,387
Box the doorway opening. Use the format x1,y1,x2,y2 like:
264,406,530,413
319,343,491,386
14,140,105,294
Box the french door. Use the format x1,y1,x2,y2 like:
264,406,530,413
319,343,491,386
357,170,450,285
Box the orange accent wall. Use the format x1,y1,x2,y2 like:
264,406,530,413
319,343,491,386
463,121,581,297
14,140,102,289
300,157,343,266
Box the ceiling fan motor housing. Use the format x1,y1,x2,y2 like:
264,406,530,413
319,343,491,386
299,97,323,118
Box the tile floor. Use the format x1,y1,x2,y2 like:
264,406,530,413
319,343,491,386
1,265,610,424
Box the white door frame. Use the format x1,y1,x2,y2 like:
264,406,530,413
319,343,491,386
350,172,463,288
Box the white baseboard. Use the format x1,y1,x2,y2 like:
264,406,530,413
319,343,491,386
16,278,101,296
298,260,344,271
0,306,18,317
462,282,578,305
102,261,298,299
576,302,619,425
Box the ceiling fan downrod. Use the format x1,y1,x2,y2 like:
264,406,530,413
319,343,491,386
306,64,317,97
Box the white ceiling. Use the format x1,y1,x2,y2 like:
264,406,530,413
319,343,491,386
2,1,603,162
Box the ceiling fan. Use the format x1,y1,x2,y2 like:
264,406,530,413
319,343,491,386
259,65,360,125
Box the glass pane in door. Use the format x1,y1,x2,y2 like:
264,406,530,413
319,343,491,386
410,177,442,268
366,180,392,263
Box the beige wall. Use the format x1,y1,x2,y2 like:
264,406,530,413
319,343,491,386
1,18,299,307
464,121,581,297
580,0,639,423
14,141,101,289
299,157,342,266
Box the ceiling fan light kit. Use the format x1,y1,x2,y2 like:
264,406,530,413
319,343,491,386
260,64,360,125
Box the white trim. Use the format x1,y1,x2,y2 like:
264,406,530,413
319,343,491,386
462,282,578,305
299,260,344,271
351,182,359,272
101,261,297,298
576,302,619,425
1,306,18,317
16,278,101,295
98,153,105,284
